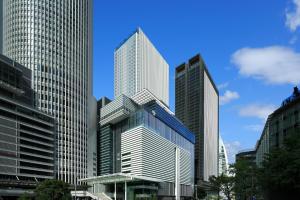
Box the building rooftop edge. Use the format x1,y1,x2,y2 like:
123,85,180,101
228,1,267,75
175,53,219,95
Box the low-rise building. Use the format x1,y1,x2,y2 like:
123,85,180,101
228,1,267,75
236,149,256,164
0,54,55,198
255,118,270,167
78,89,195,200
255,87,300,166
239,87,300,167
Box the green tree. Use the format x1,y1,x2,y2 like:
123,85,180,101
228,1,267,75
231,160,259,200
209,173,234,200
258,133,300,200
194,186,207,199
18,193,32,200
35,179,71,200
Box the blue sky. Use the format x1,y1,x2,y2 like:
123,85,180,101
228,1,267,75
93,0,300,162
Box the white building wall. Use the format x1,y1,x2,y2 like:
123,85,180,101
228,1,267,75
219,137,229,175
203,71,219,181
88,96,97,178
121,126,193,185
114,28,169,106
114,34,137,99
2,0,93,184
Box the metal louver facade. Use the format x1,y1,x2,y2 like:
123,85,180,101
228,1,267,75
2,0,93,184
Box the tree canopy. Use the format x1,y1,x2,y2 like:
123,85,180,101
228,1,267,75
258,133,300,199
35,179,71,200
209,173,235,200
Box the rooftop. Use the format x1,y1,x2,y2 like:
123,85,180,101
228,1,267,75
281,86,300,107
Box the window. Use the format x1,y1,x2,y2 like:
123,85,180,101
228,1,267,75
122,152,131,157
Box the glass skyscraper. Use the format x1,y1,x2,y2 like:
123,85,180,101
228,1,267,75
1,0,94,184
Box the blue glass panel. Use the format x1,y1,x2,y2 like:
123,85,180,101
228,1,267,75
144,103,196,144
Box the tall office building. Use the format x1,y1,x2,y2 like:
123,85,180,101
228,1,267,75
1,0,94,184
114,28,169,106
175,54,219,184
96,97,111,176
0,0,2,53
219,137,229,175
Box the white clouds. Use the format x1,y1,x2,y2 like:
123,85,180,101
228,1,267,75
225,141,242,163
220,90,240,105
231,46,300,85
217,82,229,90
286,0,300,32
239,104,276,120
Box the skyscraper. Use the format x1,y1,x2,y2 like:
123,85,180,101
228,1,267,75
96,96,111,176
219,137,229,175
1,0,94,184
175,54,219,184
114,28,169,106
0,0,2,53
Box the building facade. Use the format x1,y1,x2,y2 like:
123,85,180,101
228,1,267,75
81,90,195,200
87,96,97,178
114,28,169,106
255,118,270,167
96,97,112,176
175,54,219,184
269,87,300,149
1,0,94,184
218,137,229,175
0,0,2,53
235,149,256,164
255,87,300,166
0,55,55,197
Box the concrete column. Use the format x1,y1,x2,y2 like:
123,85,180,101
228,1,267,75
125,181,127,200
114,182,117,200
175,147,180,200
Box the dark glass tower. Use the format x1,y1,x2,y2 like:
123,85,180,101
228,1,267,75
175,54,219,184
96,97,112,175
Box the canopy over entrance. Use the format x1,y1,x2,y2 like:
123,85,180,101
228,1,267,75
77,173,162,200
80,173,163,184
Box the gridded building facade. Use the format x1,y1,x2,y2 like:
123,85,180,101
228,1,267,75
175,54,219,183
1,0,94,184
96,97,112,176
255,87,300,167
0,55,55,194
269,87,300,149
114,28,169,106
255,118,270,167
218,137,228,175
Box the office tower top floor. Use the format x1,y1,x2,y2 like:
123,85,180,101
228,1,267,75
114,28,169,106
